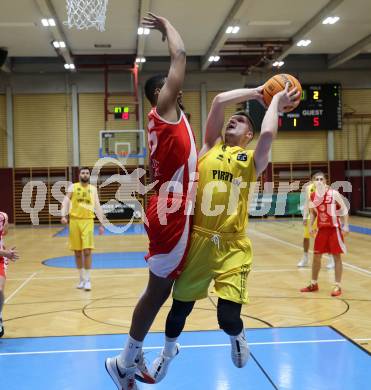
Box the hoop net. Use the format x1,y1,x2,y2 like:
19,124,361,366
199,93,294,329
65,0,108,31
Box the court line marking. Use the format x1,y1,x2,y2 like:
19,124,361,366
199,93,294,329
6,269,307,282
4,272,38,304
0,338,350,357
250,229,371,277
6,273,148,281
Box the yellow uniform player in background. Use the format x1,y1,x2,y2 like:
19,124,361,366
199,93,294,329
61,167,105,291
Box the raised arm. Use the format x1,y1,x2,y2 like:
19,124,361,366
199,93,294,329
200,87,264,157
142,13,186,122
254,84,300,176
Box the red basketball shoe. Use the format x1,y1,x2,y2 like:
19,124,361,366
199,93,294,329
300,283,319,293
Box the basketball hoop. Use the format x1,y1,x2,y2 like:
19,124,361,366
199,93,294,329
65,0,108,31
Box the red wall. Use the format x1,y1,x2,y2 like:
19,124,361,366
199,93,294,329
0,168,14,223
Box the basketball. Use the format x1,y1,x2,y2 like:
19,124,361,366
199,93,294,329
263,73,302,112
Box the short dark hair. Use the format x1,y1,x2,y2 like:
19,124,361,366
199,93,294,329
79,167,90,173
144,75,166,106
312,171,326,180
233,110,256,134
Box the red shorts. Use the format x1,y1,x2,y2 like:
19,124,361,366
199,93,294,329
144,195,192,279
314,227,346,255
0,258,7,278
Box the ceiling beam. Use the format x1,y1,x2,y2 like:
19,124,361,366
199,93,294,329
328,33,371,68
201,0,245,71
136,0,152,70
34,0,75,71
275,0,344,62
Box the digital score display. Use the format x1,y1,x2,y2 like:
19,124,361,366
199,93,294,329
114,106,129,120
248,84,342,131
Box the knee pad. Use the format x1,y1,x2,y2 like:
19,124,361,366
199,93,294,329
169,300,195,321
217,299,243,336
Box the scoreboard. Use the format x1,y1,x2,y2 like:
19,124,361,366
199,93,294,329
248,84,342,131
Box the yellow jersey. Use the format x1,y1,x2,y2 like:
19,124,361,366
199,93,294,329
70,182,96,219
194,141,256,233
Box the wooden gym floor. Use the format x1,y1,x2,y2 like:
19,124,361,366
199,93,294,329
2,217,371,352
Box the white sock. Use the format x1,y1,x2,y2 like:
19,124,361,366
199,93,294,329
303,252,309,260
84,269,90,281
119,336,143,368
334,282,341,287
164,336,178,357
311,280,318,285
78,269,84,280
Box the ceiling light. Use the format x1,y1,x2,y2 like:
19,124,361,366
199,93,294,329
138,27,150,35
135,57,146,63
52,41,66,48
226,25,240,34
69,64,75,69
208,55,220,62
322,16,340,25
41,18,56,27
273,61,284,68
64,63,75,70
297,39,311,47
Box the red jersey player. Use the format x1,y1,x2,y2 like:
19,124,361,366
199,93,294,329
105,13,197,390
300,172,349,297
0,211,19,337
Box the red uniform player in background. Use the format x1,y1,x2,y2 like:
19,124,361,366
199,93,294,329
300,172,349,297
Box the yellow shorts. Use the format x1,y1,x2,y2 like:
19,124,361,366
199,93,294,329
173,226,252,305
303,218,317,239
69,218,94,251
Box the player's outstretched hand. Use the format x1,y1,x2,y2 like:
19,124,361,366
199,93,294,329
342,225,349,236
141,12,169,42
98,225,105,235
275,83,301,112
61,217,68,224
6,247,19,261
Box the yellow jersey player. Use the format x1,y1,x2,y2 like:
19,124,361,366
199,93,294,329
146,83,300,383
297,174,334,269
61,167,105,291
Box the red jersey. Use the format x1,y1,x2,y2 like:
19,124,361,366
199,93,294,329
310,189,341,229
145,108,198,279
147,108,197,195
